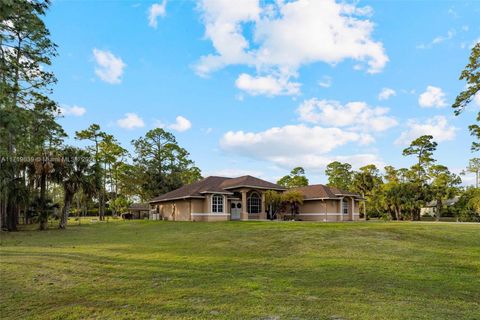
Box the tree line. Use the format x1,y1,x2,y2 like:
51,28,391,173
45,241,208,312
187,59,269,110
0,1,201,231
275,142,479,222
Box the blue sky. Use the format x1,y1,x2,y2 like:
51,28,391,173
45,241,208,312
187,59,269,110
47,0,480,185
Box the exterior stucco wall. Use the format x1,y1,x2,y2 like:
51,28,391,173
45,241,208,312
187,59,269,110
296,198,361,221
191,199,205,213
191,214,230,222
154,199,191,221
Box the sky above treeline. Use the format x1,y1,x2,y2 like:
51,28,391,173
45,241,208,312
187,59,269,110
46,0,480,185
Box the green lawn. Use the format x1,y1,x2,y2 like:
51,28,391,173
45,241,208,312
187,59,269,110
1,221,479,320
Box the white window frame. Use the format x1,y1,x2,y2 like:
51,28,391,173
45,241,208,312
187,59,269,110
342,199,348,215
247,192,261,214
212,194,224,213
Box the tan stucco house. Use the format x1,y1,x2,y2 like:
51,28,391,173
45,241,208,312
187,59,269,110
149,175,362,222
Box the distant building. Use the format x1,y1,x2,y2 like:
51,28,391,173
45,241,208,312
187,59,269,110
421,197,459,216
124,203,150,220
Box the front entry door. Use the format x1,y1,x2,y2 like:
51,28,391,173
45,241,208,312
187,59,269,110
231,201,242,220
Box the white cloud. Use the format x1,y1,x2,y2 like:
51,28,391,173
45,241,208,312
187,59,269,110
417,29,455,49
148,1,167,28
474,92,480,106
155,116,192,132
220,124,376,171
169,116,192,132
378,87,396,101
297,99,398,132
432,30,455,44
235,73,300,96
318,76,332,88
93,49,126,84
116,113,145,129
395,116,457,145
58,105,86,117
195,0,388,96
418,86,447,108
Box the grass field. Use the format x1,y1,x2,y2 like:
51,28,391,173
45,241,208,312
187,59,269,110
1,221,479,320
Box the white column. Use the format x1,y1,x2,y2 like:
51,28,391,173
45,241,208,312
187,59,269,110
340,198,344,222
241,190,248,220
223,195,227,214
351,197,355,221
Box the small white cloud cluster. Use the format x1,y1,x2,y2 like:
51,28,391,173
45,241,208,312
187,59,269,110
195,0,388,96
117,113,145,130
417,29,455,49
235,73,300,96
155,116,192,132
395,116,456,145
148,0,167,29
297,99,398,133
58,105,86,117
318,76,332,88
418,85,447,108
378,87,396,101
93,49,126,84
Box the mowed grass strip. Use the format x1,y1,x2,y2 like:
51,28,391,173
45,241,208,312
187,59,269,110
1,221,479,320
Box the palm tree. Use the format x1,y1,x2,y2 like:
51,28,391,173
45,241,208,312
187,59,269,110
53,147,94,229
281,190,304,220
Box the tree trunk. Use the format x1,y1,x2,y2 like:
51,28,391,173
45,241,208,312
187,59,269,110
39,170,48,230
6,199,17,231
0,192,6,230
436,199,442,222
59,192,73,229
99,193,105,221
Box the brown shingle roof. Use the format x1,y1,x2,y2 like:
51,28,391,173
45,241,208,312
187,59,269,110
293,184,361,200
220,175,286,190
128,203,149,211
150,176,285,203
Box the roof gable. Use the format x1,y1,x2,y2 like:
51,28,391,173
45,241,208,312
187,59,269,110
150,175,284,203
293,184,361,200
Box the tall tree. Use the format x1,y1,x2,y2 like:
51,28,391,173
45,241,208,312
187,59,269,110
402,135,437,183
132,128,201,199
75,124,106,220
462,158,480,188
452,42,479,151
352,164,382,218
325,161,352,191
277,167,309,188
429,165,462,221
0,0,59,230
53,147,95,229
98,134,127,216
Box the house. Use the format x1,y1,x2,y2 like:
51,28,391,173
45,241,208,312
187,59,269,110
149,175,363,222
293,184,362,222
420,197,459,217
124,203,150,220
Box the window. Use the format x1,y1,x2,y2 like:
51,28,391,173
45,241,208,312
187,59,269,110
212,195,224,213
342,199,348,215
247,192,261,214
